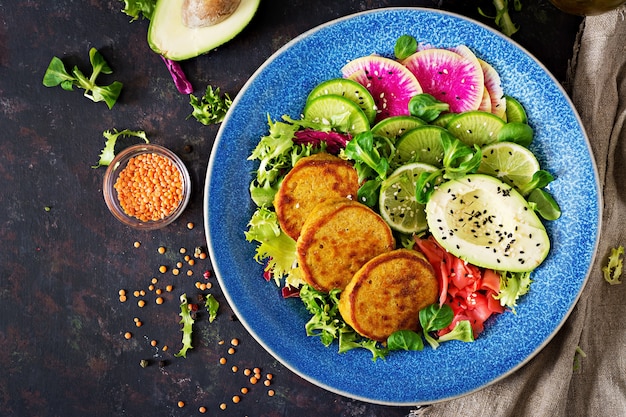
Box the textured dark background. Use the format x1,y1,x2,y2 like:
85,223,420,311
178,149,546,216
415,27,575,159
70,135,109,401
0,1,581,416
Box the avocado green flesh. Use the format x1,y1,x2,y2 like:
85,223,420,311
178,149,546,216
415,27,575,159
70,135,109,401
425,174,550,272
148,0,260,61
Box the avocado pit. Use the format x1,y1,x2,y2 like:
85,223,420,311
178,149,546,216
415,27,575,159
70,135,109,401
182,0,241,28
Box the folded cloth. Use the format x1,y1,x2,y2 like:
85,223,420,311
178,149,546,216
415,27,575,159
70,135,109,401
411,6,626,417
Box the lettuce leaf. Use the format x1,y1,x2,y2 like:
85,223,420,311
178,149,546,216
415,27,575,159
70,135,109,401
244,206,302,288
494,270,532,313
92,129,148,168
603,245,624,285
174,294,195,358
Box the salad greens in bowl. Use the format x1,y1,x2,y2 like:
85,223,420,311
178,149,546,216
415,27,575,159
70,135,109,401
204,8,600,405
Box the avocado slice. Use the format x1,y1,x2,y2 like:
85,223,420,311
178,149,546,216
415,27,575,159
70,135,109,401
148,0,260,61
425,174,550,272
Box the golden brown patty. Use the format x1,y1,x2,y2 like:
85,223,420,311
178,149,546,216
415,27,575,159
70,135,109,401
338,249,438,342
274,153,359,241
296,198,395,292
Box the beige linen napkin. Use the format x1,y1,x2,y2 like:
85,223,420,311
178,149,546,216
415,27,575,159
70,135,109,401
411,6,626,417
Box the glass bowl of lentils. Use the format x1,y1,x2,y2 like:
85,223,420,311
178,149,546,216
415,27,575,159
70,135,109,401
103,144,191,230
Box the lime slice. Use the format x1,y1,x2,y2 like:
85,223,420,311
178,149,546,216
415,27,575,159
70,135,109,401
477,141,540,195
371,115,426,141
379,162,438,234
447,111,505,147
504,95,528,124
307,78,377,124
393,125,451,168
303,94,370,135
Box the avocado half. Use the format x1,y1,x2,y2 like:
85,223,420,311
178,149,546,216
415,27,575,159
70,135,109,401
148,0,261,61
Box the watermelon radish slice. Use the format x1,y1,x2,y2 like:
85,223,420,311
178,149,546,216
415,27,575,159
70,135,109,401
450,45,491,113
403,48,484,114
479,88,492,113
341,55,423,123
479,58,507,119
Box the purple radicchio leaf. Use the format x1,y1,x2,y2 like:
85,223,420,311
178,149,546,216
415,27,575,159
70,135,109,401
160,56,193,94
292,129,351,154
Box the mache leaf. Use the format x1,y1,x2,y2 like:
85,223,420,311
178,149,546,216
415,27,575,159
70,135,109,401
43,48,123,109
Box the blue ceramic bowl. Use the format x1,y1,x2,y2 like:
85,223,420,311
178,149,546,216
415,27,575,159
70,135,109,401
204,8,601,405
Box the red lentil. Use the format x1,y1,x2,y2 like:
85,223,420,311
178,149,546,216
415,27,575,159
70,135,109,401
137,300,146,308
158,246,166,254
232,395,240,404
124,332,132,339
219,403,227,410
155,297,164,305
199,406,207,413
268,389,275,397
177,400,185,408
114,153,183,222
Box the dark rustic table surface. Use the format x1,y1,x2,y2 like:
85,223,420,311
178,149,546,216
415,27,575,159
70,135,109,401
0,1,582,416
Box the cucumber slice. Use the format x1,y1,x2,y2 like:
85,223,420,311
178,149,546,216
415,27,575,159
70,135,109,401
371,115,426,141
504,95,528,124
446,111,505,147
393,125,452,168
307,78,377,124
425,174,550,272
379,162,438,234
303,94,370,135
